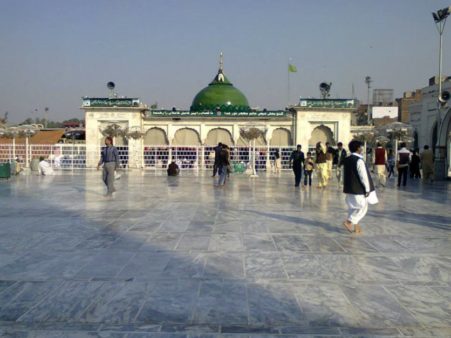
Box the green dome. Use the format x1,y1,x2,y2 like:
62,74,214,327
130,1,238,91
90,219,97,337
190,69,250,112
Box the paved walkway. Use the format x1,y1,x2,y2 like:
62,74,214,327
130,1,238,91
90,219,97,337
0,171,450,337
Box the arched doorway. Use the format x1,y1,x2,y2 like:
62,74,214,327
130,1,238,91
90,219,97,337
309,125,334,147
172,128,201,146
144,128,168,145
205,128,234,146
143,128,169,168
270,128,293,146
236,135,266,146
413,130,419,150
432,123,438,154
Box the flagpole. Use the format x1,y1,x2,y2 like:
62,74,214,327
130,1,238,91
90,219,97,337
287,58,291,106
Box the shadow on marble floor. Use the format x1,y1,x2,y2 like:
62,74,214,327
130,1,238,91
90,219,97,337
0,173,450,336
369,209,451,232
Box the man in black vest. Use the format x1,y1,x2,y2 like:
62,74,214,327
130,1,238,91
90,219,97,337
342,140,375,234
289,144,305,187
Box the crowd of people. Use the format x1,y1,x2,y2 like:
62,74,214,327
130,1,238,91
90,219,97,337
95,137,439,235
286,141,436,190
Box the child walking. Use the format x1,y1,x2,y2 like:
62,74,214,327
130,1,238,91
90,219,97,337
304,151,315,187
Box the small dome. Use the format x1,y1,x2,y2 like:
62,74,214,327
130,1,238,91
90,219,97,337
190,54,250,112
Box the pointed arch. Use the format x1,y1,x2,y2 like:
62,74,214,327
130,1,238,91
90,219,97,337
205,128,234,146
172,128,201,146
270,128,293,146
309,125,334,147
236,135,266,146
144,127,168,145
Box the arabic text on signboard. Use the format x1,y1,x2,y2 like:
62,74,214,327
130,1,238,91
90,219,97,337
299,99,356,109
147,110,289,118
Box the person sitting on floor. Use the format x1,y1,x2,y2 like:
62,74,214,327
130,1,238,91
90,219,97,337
39,156,54,176
167,161,180,176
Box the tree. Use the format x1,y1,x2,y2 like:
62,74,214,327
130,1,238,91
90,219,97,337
0,112,8,125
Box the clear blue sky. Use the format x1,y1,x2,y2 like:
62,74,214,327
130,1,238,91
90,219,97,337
1,0,450,123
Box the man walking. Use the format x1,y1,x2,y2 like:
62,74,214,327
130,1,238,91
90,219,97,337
343,140,376,234
420,145,434,183
316,142,329,189
397,142,411,187
326,142,335,179
97,136,120,196
289,144,305,187
335,142,347,187
212,142,222,177
373,142,387,187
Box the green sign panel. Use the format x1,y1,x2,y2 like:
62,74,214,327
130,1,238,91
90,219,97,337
299,99,356,109
82,98,140,107
147,110,290,118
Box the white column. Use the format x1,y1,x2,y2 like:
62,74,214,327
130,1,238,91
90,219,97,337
12,137,16,160
25,137,29,168
199,146,204,170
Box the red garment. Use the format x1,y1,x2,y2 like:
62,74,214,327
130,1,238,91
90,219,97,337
374,148,386,165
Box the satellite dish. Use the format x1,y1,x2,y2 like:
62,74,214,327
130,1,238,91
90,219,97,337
107,82,115,90
319,82,332,99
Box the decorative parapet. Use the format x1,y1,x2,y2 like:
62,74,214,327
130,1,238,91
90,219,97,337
146,110,291,119
297,99,358,110
82,97,142,108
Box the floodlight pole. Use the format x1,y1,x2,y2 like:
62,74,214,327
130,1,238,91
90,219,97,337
433,9,449,179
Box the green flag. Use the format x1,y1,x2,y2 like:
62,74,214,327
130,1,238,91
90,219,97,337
288,63,297,73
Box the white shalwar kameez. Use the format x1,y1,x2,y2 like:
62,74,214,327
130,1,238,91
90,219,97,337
345,153,375,225
39,160,54,176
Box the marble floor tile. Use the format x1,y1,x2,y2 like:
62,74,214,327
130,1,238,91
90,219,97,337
193,281,248,325
333,237,378,253
144,233,183,251
74,250,136,279
291,282,363,328
160,254,205,279
79,281,150,324
208,233,243,252
272,235,310,252
282,254,367,281
385,284,451,326
0,172,449,335
242,234,277,252
117,252,172,280
341,285,419,328
301,236,345,253
136,279,200,324
0,281,61,321
176,235,211,251
203,253,244,279
247,282,304,326
245,253,287,279
17,281,106,322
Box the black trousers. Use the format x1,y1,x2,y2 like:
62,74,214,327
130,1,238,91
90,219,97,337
398,166,408,186
304,170,312,186
293,168,302,186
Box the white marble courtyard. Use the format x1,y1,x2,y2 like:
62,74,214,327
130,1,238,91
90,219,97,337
0,171,450,338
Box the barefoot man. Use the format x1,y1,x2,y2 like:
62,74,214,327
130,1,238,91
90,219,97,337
342,140,377,234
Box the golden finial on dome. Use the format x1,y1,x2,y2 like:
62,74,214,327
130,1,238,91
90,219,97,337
219,52,224,72
217,52,225,82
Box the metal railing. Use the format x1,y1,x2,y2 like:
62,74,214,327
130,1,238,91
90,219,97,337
143,145,297,171
0,144,297,171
